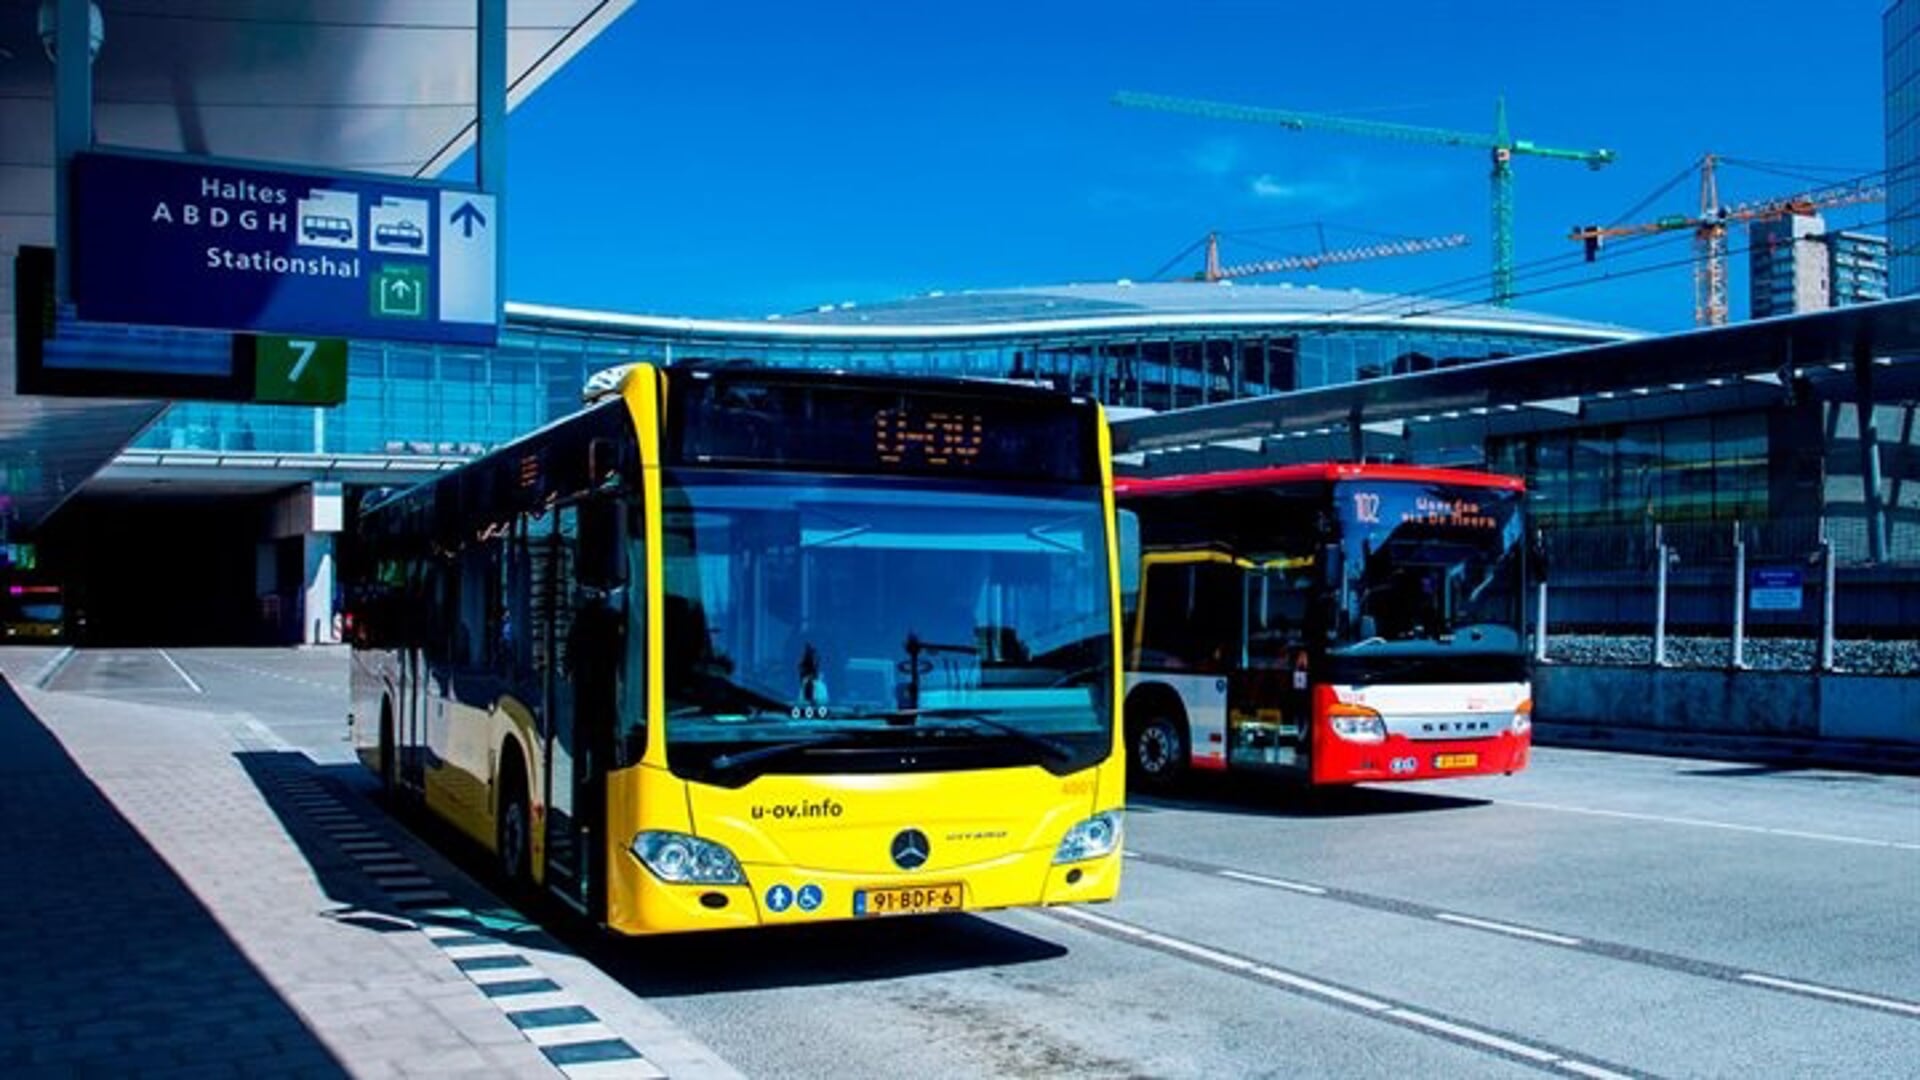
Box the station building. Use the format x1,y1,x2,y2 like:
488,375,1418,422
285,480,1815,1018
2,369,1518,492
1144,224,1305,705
38,280,1920,644
135,281,1632,456
45,282,1629,643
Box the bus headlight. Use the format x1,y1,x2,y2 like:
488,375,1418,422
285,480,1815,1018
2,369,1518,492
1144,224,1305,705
630,831,746,885
1511,698,1533,734
1327,703,1387,743
1054,810,1123,864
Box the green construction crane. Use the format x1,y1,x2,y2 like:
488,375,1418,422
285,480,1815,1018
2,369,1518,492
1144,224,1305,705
1112,90,1617,306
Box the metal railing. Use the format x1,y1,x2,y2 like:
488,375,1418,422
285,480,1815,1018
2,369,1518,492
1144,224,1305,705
1533,517,1920,675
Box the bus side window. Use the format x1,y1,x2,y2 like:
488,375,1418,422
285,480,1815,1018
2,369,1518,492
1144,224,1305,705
615,500,648,768
1136,562,1190,670
525,506,556,679
1138,561,1239,673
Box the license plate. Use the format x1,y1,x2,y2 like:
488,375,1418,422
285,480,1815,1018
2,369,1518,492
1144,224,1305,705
1434,752,1479,770
855,883,962,917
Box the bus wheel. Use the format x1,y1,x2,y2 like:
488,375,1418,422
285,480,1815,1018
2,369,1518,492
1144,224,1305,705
1130,712,1187,791
497,764,532,891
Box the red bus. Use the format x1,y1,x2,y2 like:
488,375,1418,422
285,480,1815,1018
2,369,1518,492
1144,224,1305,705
1116,464,1531,788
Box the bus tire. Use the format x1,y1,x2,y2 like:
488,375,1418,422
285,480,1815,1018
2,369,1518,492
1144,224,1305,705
378,700,398,796
1128,704,1188,792
496,744,533,893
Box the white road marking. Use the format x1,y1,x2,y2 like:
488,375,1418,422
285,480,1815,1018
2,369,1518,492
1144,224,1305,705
493,989,576,1013
1499,798,1920,851
29,646,76,689
1737,973,1920,1017
155,649,204,693
1435,912,1583,947
1247,964,1393,1012
1048,907,1631,1073
245,719,293,750
466,962,547,985
1383,1009,1560,1062
439,941,520,960
1558,1061,1638,1080
1218,869,1328,896
175,652,340,693
1052,907,1390,1010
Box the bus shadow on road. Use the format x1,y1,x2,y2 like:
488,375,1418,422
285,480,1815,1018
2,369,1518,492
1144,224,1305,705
243,757,1071,996
1131,781,1490,819
575,913,1070,996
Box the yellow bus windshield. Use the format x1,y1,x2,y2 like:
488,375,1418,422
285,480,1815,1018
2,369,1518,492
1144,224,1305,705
661,473,1114,785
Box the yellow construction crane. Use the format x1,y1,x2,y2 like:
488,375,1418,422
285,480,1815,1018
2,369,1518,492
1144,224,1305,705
1114,90,1615,306
1570,155,1884,326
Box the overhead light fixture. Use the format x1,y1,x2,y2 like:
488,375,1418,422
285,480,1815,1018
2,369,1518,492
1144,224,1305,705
36,0,104,64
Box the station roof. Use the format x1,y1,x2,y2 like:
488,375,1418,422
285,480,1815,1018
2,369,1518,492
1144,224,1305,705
1112,296,1920,463
770,282,1637,338
512,281,1640,345
0,0,633,533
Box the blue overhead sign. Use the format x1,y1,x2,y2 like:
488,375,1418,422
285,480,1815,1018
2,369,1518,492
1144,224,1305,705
70,151,498,346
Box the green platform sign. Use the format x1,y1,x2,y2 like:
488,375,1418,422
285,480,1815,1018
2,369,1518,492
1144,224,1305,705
248,335,347,405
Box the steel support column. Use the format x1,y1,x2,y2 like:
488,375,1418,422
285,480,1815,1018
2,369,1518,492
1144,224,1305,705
53,0,95,303
1854,341,1886,564
477,0,508,321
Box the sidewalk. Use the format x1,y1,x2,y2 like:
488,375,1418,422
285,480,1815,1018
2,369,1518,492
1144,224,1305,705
0,667,737,1078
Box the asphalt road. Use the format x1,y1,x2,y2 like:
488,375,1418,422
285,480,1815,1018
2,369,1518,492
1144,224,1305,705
20,646,1919,1079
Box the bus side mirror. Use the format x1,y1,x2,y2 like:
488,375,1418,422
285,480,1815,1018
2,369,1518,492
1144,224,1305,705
1321,543,1342,589
588,436,620,490
1116,509,1141,611
577,498,627,589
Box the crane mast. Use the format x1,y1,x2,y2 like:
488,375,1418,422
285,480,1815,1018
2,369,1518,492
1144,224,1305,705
1570,155,1884,326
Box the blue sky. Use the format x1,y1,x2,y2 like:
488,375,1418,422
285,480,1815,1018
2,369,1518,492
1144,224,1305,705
500,1,1886,331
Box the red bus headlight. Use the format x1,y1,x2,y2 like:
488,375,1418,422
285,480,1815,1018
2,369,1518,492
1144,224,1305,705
1326,702,1387,744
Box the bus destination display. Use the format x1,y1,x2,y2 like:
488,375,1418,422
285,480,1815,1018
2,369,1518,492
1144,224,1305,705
874,408,985,470
671,375,1096,483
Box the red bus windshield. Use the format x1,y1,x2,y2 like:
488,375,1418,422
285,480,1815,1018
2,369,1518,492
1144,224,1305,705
1331,480,1524,658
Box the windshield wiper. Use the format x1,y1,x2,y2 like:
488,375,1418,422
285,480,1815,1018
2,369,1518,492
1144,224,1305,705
853,707,1077,763
707,729,880,777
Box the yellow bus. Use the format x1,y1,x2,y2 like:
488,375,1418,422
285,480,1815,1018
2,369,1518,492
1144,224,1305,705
346,365,1126,934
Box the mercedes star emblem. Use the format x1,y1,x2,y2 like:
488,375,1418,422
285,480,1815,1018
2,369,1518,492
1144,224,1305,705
890,828,930,870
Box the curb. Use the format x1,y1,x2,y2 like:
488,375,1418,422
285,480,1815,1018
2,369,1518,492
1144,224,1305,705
1535,722,1920,775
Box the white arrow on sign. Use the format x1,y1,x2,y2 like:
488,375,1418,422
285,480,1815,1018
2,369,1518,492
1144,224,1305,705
439,192,497,326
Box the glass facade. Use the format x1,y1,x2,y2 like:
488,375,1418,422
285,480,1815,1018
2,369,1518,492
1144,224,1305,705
134,315,1595,457
1830,231,1891,307
1888,0,1920,297
1490,412,1771,528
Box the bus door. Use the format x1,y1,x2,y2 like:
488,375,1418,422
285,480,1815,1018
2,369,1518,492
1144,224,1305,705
1226,560,1313,770
400,559,438,794
542,496,625,913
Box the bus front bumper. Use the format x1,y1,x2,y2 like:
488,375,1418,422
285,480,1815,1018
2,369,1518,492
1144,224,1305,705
604,846,1123,935
1312,730,1530,784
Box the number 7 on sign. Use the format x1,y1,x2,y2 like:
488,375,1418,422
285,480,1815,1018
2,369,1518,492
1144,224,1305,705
286,338,317,384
